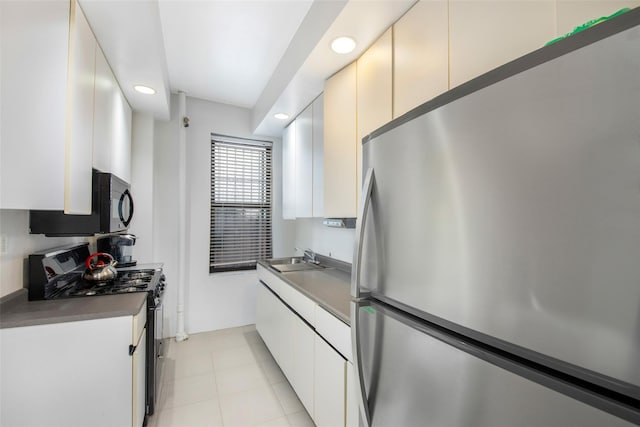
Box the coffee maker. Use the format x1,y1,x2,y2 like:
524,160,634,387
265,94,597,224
96,234,137,267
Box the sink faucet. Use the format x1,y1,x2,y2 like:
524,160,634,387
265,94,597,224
303,248,319,264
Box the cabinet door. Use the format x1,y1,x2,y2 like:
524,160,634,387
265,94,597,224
133,329,147,427
282,122,296,219
0,1,69,209
0,316,132,427
323,62,357,218
65,0,96,214
449,0,556,88
257,282,279,362
291,314,315,417
295,105,313,218
112,85,132,183
556,1,640,36
93,46,115,174
312,95,324,217
346,361,359,427
393,0,449,118
314,334,346,427
356,28,392,210
279,302,295,381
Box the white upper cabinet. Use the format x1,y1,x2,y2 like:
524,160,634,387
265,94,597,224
282,121,296,220
393,0,449,118
0,0,132,212
93,45,132,184
282,95,324,219
449,0,556,88
111,85,133,183
312,94,325,218
93,46,116,176
65,0,96,214
295,105,313,218
323,62,357,218
0,1,70,210
356,28,393,210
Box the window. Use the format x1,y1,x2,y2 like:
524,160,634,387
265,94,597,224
210,134,273,273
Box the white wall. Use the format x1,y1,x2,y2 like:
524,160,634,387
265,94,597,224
129,112,155,263
0,210,85,297
152,94,295,337
294,218,355,263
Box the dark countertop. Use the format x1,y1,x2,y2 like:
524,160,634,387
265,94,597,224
259,256,352,325
0,288,147,329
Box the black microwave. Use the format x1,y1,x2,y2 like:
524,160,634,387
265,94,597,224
30,170,134,236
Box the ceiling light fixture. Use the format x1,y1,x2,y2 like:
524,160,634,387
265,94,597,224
274,113,289,120
134,85,156,95
331,36,356,54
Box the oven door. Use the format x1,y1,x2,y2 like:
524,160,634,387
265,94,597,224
146,293,165,415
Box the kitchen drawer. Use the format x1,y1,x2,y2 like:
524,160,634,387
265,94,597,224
279,281,316,327
257,264,283,295
315,305,351,361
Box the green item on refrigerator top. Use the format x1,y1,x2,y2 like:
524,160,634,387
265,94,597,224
545,7,632,46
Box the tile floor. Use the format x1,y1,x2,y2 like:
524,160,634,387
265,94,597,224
145,325,315,427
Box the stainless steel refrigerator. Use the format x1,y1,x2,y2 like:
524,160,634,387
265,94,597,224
351,9,640,427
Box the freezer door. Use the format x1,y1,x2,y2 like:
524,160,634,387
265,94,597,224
352,301,638,427
359,23,640,393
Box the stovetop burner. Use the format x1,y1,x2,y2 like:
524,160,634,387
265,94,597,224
46,268,162,299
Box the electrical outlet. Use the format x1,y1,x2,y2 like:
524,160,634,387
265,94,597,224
0,235,7,255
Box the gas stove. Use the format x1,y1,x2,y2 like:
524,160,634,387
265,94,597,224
28,243,164,301
27,242,167,421
57,269,160,298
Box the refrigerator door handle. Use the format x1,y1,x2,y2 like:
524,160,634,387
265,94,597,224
351,301,372,427
351,167,375,299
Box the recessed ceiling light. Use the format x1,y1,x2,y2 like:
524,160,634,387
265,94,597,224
134,85,156,95
274,113,289,120
331,36,356,54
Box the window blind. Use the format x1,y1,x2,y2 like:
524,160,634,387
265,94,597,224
210,135,272,273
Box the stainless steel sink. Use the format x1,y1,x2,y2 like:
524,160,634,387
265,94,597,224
268,257,324,273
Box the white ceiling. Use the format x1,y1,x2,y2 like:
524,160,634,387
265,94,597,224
80,0,417,136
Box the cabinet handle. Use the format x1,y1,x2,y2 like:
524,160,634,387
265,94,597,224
351,301,372,426
351,167,375,299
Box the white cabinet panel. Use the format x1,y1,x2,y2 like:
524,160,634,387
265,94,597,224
295,105,313,217
346,361,359,427
291,314,315,416
323,62,357,218
312,94,325,217
282,122,296,219
65,0,96,214
315,305,351,361
0,1,69,209
133,329,147,427
449,0,556,88
393,0,449,118
93,46,115,174
314,334,346,427
112,86,132,183
0,316,133,427
357,28,393,210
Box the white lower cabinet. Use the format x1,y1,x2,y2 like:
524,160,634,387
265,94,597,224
256,277,356,427
291,314,315,416
314,335,347,427
346,361,359,427
0,306,146,427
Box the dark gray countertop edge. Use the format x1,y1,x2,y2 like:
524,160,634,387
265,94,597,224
258,259,351,326
0,289,147,329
